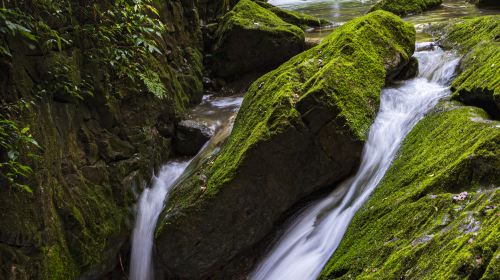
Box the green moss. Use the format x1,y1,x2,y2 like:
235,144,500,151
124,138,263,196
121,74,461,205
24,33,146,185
252,0,331,28
435,16,500,119
163,10,415,215
370,0,442,16
216,0,304,42
320,104,500,279
41,245,78,280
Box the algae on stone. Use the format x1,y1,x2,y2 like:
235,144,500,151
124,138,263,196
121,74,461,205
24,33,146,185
155,10,415,279
320,103,500,279
370,0,442,16
435,16,500,119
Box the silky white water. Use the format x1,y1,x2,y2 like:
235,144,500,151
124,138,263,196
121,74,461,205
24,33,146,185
251,45,459,280
129,95,243,280
129,161,190,280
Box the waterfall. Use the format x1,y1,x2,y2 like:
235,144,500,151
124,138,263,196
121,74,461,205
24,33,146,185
250,45,460,280
129,95,243,280
129,161,190,280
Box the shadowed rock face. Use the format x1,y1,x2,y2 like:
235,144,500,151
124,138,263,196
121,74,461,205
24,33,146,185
154,10,415,279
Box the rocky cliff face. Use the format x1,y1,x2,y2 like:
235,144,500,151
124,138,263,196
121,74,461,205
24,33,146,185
0,0,204,279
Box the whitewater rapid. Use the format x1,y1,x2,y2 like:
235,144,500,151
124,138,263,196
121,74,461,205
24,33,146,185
251,44,459,280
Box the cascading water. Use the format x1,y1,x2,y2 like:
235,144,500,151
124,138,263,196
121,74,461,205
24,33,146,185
130,161,190,280
251,45,460,280
129,95,243,280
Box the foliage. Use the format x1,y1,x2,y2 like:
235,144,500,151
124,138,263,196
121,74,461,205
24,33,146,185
0,102,39,193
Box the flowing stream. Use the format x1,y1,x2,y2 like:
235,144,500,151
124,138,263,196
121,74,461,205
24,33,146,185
129,95,243,280
250,45,460,280
269,0,499,41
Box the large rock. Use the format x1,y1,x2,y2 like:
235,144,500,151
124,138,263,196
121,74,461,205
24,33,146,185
210,0,306,80
370,0,442,16
154,10,415,279
320,103,500,279
435,16,500,119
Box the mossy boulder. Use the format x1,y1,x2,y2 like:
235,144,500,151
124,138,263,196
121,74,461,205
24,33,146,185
435,16,500,119
210,0,306,80
320,102,500,279
154,10,415,279
253,0,331,28
370,0,442,16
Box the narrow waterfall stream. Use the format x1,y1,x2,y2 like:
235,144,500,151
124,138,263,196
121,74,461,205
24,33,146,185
129,95,243,280
251,45,460,280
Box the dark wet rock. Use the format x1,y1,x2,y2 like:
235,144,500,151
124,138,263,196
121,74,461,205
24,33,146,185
395,56,419,80
174,120,213,156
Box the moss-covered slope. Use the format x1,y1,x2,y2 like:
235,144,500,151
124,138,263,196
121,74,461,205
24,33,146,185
436,16,500,119
154,10,415,279
320,103,500,279
370,0,442,16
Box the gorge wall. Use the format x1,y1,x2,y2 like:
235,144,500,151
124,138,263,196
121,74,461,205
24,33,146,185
0,0,208,278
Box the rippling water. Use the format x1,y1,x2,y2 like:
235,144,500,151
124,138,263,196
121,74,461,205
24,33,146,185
270,0,499,40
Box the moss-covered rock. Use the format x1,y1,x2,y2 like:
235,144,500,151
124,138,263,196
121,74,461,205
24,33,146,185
210,0,306,80
435,16,500,119
370,0,442,16
253,0,331,28
320,102,500,279
154,10,415,279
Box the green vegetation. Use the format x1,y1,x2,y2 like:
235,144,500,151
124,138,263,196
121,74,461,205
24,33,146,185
0,112,38,192
436,16,500,119
320,103,500,279
370,0,442,16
